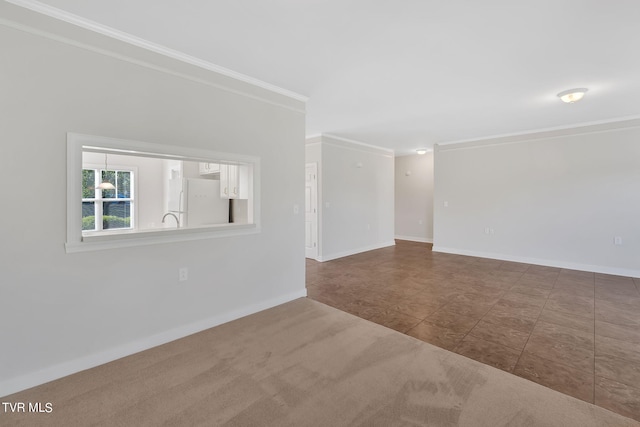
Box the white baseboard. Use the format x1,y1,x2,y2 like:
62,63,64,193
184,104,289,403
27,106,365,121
395,235,433,244
317,240,396,262
432,246,640,278
0,288,307,398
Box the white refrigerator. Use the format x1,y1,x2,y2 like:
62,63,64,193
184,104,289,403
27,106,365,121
168,178,229,227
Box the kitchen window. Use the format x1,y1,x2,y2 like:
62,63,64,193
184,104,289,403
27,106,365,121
66,133,260,253
82,167,135,232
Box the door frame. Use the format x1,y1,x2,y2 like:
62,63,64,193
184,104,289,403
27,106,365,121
305,162,319,259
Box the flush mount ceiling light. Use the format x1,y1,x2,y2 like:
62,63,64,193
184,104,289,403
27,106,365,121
557,88,588,104
416,149,428,155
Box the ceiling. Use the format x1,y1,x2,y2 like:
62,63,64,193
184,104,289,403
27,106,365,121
20,0,640,154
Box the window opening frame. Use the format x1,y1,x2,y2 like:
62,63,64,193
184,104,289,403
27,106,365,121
66,133,260,253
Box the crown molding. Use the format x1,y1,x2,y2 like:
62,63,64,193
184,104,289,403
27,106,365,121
5,0,308,104
306,133,395,154
0,15,304,114
438,115,640,151
320,133,395,155
305,134,322,145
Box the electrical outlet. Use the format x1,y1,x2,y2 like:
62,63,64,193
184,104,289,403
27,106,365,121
484,227,490,235
614,236,623,246
179,267,188,281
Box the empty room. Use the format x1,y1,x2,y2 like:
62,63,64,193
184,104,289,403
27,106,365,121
1,1,639,426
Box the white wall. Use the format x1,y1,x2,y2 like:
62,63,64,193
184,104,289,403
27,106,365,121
307,135,395,261
433,121,640,277
395,153,434,243
305,141,321,171
0,5,306,395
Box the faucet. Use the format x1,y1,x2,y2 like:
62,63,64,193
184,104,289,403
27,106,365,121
162,212,180,228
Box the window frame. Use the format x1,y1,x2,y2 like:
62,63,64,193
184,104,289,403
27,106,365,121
66,133,261,253
82,164,137,233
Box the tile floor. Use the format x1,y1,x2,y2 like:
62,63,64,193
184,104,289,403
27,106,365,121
306,240,640,421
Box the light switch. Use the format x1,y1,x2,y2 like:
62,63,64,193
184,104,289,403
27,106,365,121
444,201,449,207
293,204,299,214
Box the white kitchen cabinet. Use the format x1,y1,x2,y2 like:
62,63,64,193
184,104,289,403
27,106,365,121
220,163,249,199
199,162,220,176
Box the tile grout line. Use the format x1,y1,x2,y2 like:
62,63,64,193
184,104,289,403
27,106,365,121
445,266,486,352
453,262,527,366
511,267,561,376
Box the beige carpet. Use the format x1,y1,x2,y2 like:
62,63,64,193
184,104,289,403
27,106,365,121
1,298,638,427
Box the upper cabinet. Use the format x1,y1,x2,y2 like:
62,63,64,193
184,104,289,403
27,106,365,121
199,162,220,176
220,163,249,199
